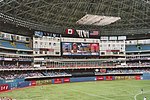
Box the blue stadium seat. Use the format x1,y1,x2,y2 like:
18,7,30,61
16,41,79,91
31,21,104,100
0,40,31,50
0,40,15,48
16,42,31,50
140,45,150,50
126,45,139,51
126,45,150,51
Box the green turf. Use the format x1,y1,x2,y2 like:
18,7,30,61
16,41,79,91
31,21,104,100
0,80,150,100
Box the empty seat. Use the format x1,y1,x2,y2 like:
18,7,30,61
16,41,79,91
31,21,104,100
0,40,15,48
16,43,31,50
126,45,138,51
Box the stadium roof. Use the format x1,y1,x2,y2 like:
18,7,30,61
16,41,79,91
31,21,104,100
0,0,150,35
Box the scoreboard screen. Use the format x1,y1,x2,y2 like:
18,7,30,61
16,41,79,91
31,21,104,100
62,42,99,56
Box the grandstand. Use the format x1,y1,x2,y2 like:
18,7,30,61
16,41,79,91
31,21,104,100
0,0,150,100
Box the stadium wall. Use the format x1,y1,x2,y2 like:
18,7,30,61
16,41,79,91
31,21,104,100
0,75,144,93
142,73,150,80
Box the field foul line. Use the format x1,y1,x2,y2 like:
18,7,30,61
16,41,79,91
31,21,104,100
70,88,114,100
134,90,150,100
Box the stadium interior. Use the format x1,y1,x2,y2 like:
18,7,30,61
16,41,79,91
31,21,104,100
0,0,150,100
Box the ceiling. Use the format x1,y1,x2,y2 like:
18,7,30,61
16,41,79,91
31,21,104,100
0,0,150,35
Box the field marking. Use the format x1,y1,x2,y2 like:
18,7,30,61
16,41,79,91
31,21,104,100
70,88,114,100
134,90,150,100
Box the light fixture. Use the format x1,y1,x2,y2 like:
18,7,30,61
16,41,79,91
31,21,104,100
76,14,121,26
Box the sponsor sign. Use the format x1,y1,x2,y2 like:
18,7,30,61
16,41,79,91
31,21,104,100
96,76,104,81
36,80,52,85
63,78,70,83
54,78,62,84
106,76,113,80
135,75,141,80
31,80,36,86
0,84,9,92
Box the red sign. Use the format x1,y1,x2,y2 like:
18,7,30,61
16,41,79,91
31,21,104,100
63,78,70,83
106,50,120,52
31,80,36,86
135,76,141,80
96,76,104,81
0,84,9,92
111,50,120,52
106,76,113,80
54,78,62,84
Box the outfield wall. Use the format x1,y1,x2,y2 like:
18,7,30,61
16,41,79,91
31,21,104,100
143,73,150,80
0,75,143,92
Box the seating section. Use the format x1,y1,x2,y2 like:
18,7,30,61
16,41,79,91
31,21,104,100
16,43,31,50
95,68,150,75
0,71,71,80
126,45,150,51
140,45,150,50
0,40,15,48
0,40,32,50
42,72,49,76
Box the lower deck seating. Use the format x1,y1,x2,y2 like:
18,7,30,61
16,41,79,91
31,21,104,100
0,40,32,50
126,45,150,51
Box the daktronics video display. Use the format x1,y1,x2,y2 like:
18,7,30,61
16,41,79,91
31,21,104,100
62,42,99,55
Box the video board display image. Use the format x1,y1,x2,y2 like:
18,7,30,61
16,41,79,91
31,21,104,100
62,42,99,56
62,43,72,55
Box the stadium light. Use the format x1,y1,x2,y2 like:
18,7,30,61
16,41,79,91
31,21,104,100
76,14,121,26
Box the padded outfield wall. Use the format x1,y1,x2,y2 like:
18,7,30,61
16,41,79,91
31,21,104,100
0,75,143,92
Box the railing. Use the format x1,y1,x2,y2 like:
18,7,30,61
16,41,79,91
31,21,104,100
25,74,72,79
0,65,150,71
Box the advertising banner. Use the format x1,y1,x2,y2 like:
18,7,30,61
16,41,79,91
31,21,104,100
96,76,104,81
31,80,36,86
135,75,141,80
54,78,62,84
120,76,125,80
115,76,137,80
0,84,9,92
125,76,130,80
17,81,30,88
36,80,52,85
106,76,113,80
129,76,135,80
115,76,120,80
63,78,70,83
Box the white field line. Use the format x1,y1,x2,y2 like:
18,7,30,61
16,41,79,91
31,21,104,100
70,88,115,100
134,91,150,100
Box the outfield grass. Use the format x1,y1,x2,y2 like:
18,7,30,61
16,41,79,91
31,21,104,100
0,80,150,100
